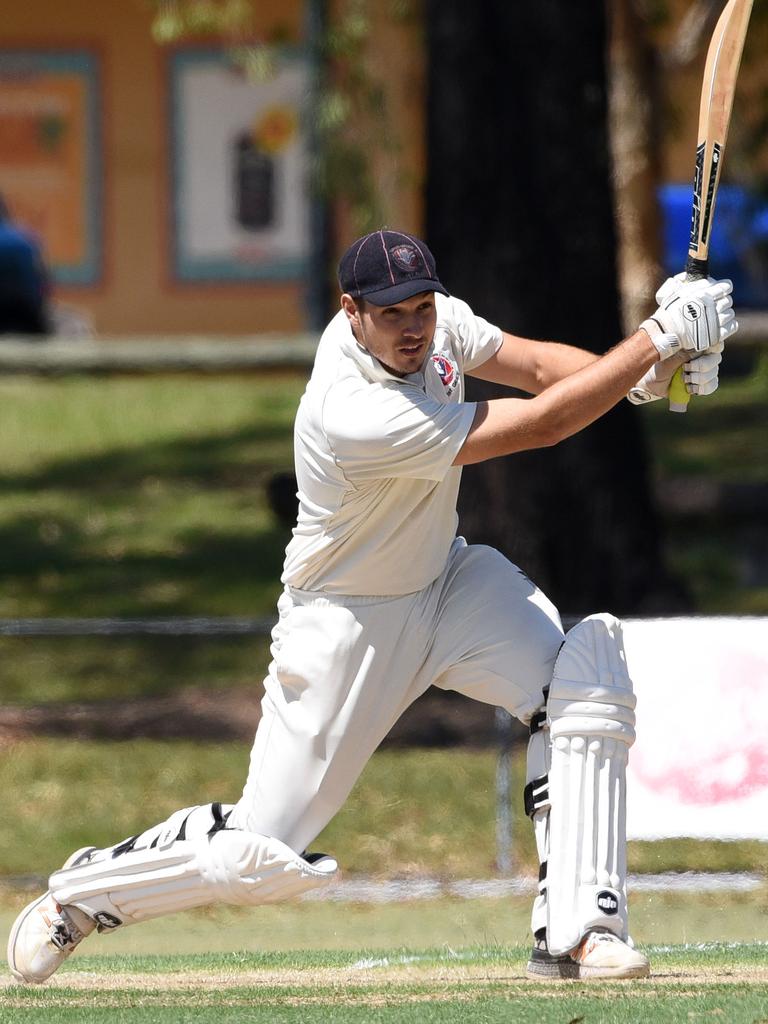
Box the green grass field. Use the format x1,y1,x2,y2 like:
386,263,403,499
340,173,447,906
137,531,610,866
4,743,761,1020
2,942,767,1023
2,743,763,1019
0,354,763,703
0,363,766,1019
0,373,301,622
1,743,765,880
0,372,303,702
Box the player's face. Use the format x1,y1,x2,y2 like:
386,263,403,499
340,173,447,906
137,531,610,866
345,292,438,378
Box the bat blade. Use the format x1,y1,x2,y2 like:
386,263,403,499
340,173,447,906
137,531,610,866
686,0,755,277
670,0,754,412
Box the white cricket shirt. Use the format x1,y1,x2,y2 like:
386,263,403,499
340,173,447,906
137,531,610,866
281,293,503,595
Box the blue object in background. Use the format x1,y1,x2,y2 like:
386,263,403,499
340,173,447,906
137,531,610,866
659,183,768,308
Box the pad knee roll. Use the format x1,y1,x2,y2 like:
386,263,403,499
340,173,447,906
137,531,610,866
544,613,636,955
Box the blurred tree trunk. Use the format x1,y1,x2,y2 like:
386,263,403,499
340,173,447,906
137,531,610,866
608,0,665,334
425,0,688,615
608,0,724,335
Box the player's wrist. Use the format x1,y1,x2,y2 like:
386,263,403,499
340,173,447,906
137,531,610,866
639,318,679,360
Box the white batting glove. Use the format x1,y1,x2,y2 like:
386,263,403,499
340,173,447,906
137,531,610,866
640,275,737,359
628,341,723,405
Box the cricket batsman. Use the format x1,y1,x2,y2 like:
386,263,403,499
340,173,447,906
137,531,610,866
8,230,736,983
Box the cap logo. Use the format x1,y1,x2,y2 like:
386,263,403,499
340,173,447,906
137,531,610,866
390,244,421,273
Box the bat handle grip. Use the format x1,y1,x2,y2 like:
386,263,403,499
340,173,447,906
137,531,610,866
685,255,709,282
669,256,710,412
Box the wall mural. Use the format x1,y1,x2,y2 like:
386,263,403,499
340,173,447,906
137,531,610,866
0,50,102,286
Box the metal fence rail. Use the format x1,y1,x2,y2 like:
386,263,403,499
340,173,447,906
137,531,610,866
0,312,764,375
0,335,320,374
0,615,583,637
0,616,275,637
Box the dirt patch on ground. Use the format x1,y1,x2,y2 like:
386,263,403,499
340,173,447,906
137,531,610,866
0,686,263,744
0,686,517,746
3,961,768,994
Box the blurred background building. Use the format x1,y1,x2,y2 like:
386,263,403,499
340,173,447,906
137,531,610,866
0,0,424,335
1,0,766,340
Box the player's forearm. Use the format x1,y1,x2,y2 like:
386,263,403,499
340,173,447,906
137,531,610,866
454,330,657,465
531,341,600,392
470,333,601,394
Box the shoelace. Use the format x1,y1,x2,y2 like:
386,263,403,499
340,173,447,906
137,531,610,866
577,931,620,958
49,910,84,951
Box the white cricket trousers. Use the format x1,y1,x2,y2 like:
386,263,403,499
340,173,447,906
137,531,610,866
228,538,564,853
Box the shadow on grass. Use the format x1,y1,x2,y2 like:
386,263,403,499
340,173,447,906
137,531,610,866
0,632,272,703
0,422,297,617
0,421,293,494
0,516,290,609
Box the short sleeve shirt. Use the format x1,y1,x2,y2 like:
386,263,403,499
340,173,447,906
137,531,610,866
281,293,503,595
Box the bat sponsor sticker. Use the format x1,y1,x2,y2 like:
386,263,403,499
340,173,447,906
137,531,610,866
688,142,705,253
701,142,722,246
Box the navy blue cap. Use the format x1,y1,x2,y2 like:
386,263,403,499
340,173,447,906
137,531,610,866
338,229,449,306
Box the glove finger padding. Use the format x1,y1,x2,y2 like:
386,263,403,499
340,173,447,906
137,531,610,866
655,274,733,305
686,350,722,374
655,271,689,305
628,343,722,404
683,349,722,395
719,311,738,340
657,289,720,352
643,277,736,359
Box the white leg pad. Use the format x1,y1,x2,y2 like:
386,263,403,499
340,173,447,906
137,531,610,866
525,722,550,939
545,613,636,956
50,815,339,929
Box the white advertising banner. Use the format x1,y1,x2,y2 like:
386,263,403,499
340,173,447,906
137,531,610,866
623,617,768,841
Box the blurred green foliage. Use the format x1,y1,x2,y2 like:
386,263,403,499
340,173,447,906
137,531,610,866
646,350,768,613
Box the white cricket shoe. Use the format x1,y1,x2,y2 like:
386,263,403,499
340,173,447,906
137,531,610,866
526,929,650,980
7,848,98,984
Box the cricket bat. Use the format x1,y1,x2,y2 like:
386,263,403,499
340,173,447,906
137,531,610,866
669,0,754,412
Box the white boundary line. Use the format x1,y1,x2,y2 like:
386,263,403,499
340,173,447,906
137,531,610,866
302,872,764,903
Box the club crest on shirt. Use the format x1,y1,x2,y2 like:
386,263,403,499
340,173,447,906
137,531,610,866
431,353,459,396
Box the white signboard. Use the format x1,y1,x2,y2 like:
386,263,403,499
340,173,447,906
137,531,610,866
169,48,310,283
623,618,768,840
